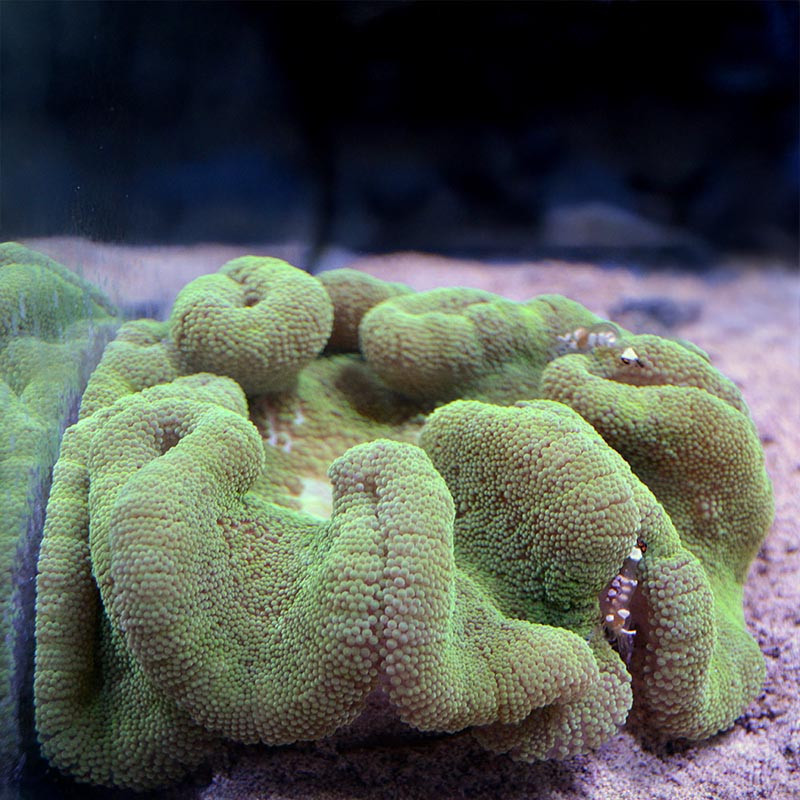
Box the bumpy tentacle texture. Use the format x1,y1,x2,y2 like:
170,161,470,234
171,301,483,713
77,318,180,419
40,375,617,782
420,400,653,758
317,268,411,352
34,255,773,789
360,289,600,403
541,334,773,739
169,256,333,395
34,378,229,790
1,243,117,781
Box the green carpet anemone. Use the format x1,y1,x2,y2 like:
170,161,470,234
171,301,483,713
32,255,772,789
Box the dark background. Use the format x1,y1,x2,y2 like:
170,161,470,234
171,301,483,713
1,0,798,265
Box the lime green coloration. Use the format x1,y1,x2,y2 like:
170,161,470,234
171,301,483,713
0,243,116,342
541,333,773,739
420,399,647,758
317,267,412,352
34,255,773,789
169,256,333,396
82,317,427,514
360,288,600,402
0,243,117,783
421,400,644,634
35,379,236,791
38,377,614,779
78,318,180,419
248,354,426,513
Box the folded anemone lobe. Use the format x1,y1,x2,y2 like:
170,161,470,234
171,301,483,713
34,256,772,789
